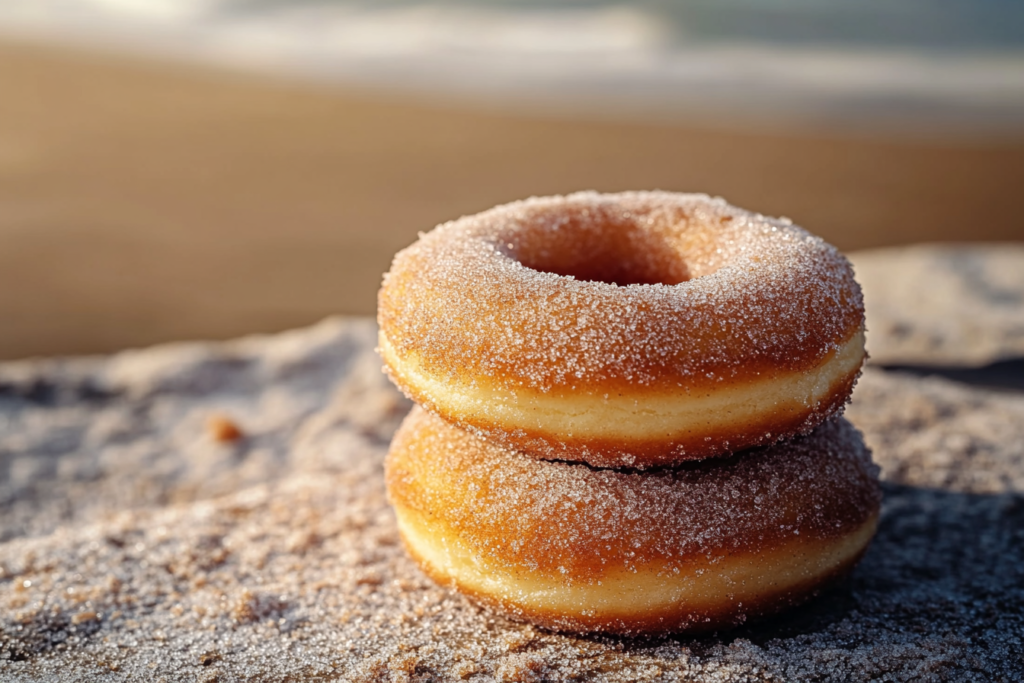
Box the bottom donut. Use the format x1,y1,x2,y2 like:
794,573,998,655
385,407,881,635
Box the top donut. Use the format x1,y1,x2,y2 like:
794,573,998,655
378,191,865,468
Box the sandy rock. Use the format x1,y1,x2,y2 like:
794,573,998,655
851,243,1024,366
0,318,403,544
850,367,1024,494
2,246,1024,680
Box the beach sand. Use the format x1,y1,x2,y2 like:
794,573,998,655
2,299,1024,679
1,39,1022,359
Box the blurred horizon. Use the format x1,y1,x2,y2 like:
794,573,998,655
2,0,1024,136
0,2,1022,360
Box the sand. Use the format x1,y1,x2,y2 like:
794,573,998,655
2,242,1024,679
850,244,1024,366
1,39,1023,360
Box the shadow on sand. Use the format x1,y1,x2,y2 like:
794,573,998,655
582,482,1024,676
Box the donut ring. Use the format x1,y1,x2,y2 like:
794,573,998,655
386,407,881,635
379,191,865,468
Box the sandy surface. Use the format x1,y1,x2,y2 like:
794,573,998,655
851,244,1024,366
1,39,1023,360
1,245,1023,681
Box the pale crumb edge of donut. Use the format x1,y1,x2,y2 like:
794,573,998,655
378,326,865,466
394,504,878,635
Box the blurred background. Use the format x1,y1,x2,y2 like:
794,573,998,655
0,0,1022,359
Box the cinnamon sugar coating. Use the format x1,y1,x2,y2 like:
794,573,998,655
379,191,864,394
386,408,882,633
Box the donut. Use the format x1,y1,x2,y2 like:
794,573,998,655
386,407,880,635
378,191,865,469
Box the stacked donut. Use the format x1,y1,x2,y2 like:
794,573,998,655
379,192,881,635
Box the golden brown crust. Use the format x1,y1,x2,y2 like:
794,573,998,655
385,339,863,468
475,368,859,467
404,529,873,635
378,192,865,467
385,408,881,635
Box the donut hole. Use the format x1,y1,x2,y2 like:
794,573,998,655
509,211,692,286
